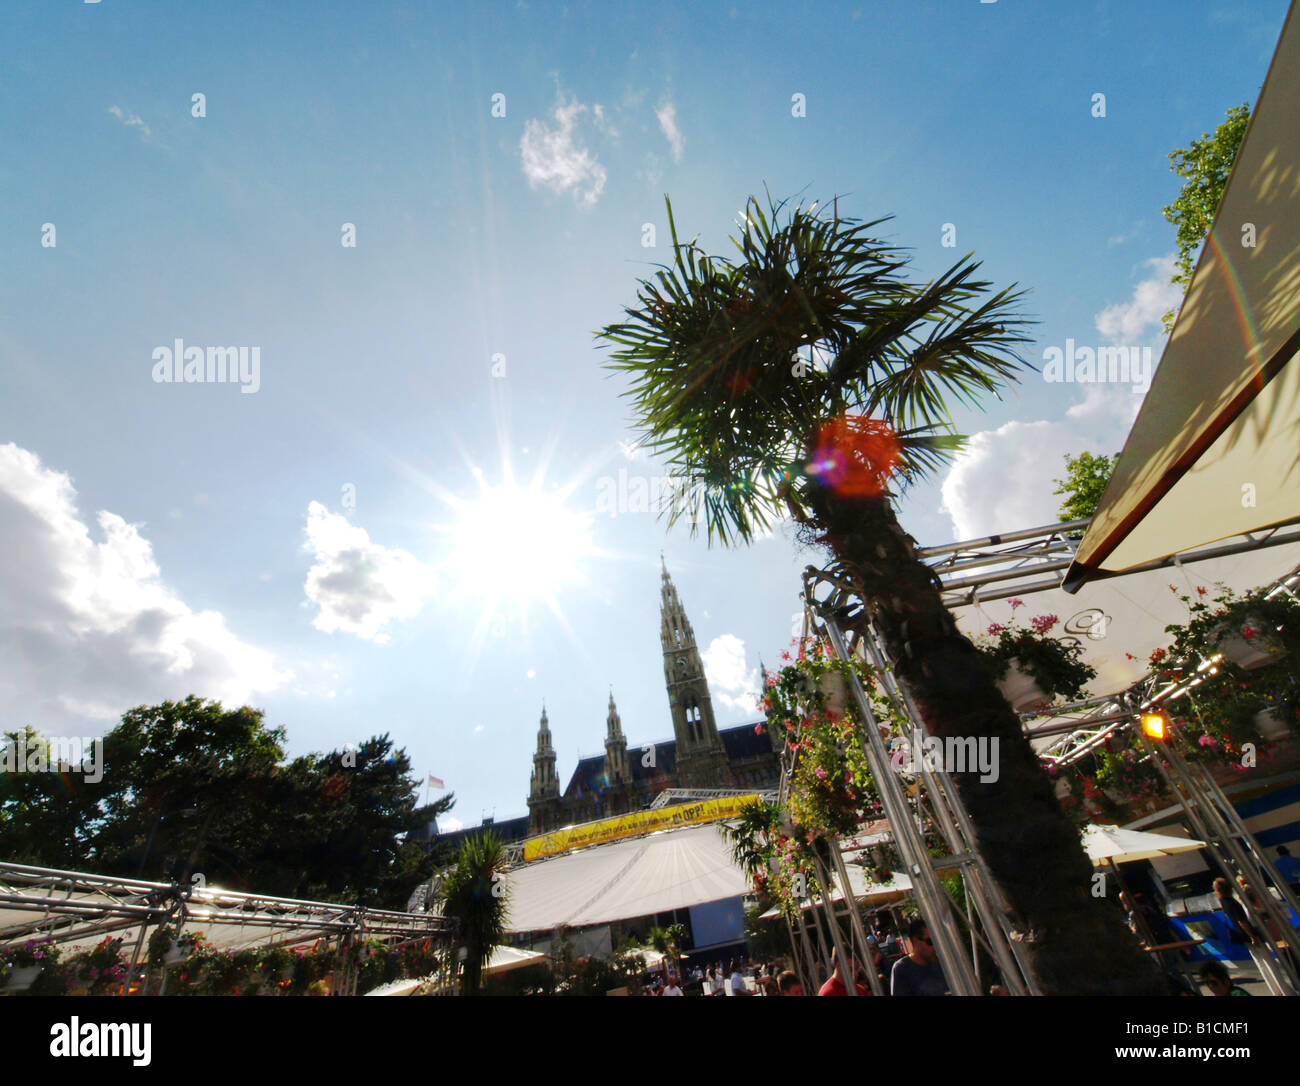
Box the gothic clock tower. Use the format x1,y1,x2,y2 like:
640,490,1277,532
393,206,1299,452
659,557,729,787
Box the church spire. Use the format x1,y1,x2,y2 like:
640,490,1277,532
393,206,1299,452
529,704,558,802
660,560,726,786
604,689,630,784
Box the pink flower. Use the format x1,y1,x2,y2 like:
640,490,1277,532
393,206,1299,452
1030,614,1059,634
780,651,791,661
815,766,828,780
987,623,1005,636
1008,598,1024,609
765,675,778,688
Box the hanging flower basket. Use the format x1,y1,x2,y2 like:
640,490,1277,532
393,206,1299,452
996,657,1049,713
1253,706,1291,741
1212,617,1289,670
818,670,849,717
3,965,42,991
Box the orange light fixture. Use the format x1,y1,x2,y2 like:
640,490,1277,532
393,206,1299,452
1140,711,1169,740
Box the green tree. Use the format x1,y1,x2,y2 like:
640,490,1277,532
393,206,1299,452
1160,104,1251,331
1052,451,1118,523
0,697,453,909
439,829,510,995
598,192,1164,995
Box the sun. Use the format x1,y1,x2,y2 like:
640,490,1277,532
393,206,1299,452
437,464,597,626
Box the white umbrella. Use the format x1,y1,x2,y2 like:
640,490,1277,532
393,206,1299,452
363,977,426,997
483,945,548,976
1082,823,1206,866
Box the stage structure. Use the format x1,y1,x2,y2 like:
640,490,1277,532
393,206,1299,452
0,861,456,996
772,543,1300,997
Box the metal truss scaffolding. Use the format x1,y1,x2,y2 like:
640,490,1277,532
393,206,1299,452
0,861,455,996
775,566,1039,998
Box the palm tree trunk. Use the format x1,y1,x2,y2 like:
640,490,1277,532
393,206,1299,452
805,482,1167,995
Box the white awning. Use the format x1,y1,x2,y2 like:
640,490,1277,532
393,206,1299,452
954,537,1300,702
1082,824,1207,866
501,822,750,932
1064,3,1300,590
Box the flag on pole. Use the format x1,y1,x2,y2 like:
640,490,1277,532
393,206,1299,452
428,775,445,790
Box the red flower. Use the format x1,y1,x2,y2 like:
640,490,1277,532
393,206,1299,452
754,724,764,735
1241,625,1256,640
1196,586,1207,596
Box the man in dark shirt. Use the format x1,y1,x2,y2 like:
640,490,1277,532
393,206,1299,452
891,919,949,996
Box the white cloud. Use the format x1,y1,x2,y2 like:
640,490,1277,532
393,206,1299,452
703,634,760,715
656,100,684,162
107,105,150,137
0,443,289,726
302,502,437,644
1095,255,1182,342
520,94,608,207
439,815,464,832
937,257,1180,539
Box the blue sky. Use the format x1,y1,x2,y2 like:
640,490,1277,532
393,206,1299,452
0,0,1289,829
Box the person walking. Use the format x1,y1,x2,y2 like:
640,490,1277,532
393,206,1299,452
1214,877,1291,996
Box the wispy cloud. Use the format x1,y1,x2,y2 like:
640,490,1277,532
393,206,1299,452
520,93,608,207
656,100,685,162
107,105,150,138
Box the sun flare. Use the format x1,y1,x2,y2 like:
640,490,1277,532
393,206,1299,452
439,468,596,623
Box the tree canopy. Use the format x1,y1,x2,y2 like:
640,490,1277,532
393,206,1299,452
1160,103,1251,331
0,696,453,909
1052,451,1118,523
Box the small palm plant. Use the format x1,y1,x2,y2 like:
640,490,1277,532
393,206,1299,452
439,830,510,996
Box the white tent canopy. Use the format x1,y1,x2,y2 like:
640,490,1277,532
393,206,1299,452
1065,3,1300,589
954,539,1300,701
500,822,750,932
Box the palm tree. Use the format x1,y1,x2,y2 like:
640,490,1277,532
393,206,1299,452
439,829,509,995
719,798,781,884
598,193,1164,995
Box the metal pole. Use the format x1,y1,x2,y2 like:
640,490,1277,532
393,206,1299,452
821,612,981,995
1141,732,1300,994
810,853,858,996
857,621,1039,995
792,906,819,994
119,916,152,997
829,844,886,996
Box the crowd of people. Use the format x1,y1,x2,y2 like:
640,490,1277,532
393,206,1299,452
643,913,952,996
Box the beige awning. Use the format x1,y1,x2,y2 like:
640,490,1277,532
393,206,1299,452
1064,2,1300,591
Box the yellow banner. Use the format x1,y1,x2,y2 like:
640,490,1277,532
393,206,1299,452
523,795,763,862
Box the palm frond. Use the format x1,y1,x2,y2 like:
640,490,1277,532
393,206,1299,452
596,193,1036,542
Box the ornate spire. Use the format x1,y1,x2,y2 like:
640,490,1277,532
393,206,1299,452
659,559,694,651
606,690,623,739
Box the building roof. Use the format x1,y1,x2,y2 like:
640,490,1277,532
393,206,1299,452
719,721,771,761
562,741,679,800
434,814,531,850
560,721,769,800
